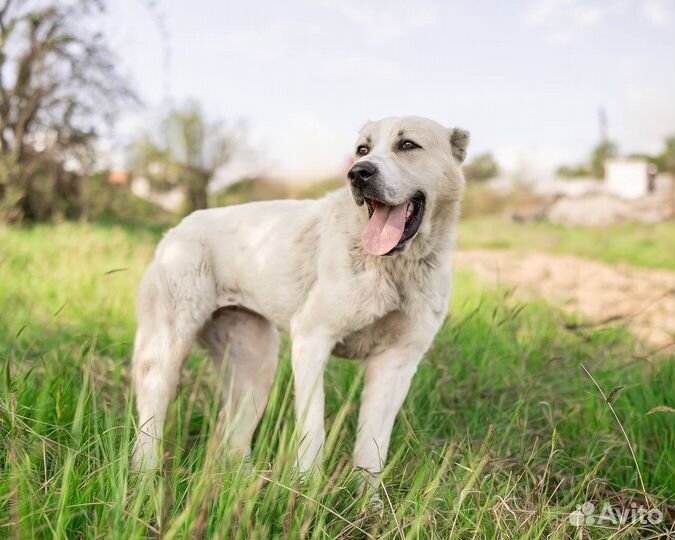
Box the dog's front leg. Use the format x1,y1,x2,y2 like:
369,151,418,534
290,326,334,474
353,346,423,481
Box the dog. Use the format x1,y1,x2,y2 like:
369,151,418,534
131,116,469,481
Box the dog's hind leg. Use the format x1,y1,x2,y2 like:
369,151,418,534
199,307,280,459
132,318,189,470
132,243,216,471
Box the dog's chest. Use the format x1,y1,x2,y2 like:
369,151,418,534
348,265,411,323
328,248,445,359
331,274,421,359
332,309,407,359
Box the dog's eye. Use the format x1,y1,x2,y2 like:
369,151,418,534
399,140,420,151
356,145,369,156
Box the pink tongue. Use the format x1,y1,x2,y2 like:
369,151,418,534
361,203,407,256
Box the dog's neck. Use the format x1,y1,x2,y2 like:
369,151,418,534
419,197,462,257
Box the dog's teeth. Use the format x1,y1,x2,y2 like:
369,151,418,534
406,202,413,220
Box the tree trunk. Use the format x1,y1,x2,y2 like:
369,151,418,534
185,171,209,214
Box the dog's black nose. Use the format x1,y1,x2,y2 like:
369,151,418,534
348,161,377,188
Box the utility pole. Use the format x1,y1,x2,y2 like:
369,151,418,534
598,107,608,145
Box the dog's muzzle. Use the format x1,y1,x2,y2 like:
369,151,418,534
348,161,377,191
348,161,385,205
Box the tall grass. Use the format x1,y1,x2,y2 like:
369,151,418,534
0,223,673,538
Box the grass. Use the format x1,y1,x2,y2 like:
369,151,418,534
0,222,673,538
459,217,675,271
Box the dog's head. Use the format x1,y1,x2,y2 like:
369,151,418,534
348,116,469,256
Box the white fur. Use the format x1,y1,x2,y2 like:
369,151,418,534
131,116,469,479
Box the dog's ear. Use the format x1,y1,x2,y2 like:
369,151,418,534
449,128,470,163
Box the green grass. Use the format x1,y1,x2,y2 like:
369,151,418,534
1,223,673,538
459,217,675,271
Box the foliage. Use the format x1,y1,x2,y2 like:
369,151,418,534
652,135,675,175
556,164,591,179
0,224,672,538
463,152,500,182
460,182,547,220
590,141,619,179
557,134,675,182
0,0,135,222
554,140,620,180
85,172,176,227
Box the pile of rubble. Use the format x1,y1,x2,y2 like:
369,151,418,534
510,183,675,227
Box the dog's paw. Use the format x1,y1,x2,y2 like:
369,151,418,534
365,491,384,516
356,468,380,495
130,441,159,474
355,468,386,515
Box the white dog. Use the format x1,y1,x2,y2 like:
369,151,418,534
131,116,469,479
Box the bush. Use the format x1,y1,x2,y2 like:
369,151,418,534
463,153,499,182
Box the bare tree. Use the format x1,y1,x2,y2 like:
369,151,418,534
131,102,233,214
0,0,135,222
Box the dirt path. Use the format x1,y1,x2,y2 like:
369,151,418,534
454,249,675,350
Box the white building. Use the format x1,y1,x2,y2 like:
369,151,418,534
605,158,657,199
131,176,185,212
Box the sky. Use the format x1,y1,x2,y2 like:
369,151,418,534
104,0,675,183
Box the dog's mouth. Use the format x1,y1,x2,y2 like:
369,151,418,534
361,192,425,256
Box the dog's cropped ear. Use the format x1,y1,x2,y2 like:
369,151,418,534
449,128,470,163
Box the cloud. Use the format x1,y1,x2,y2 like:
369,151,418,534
257,113,353,180
316,0,439,43
524,0,674,43
493,144,577,180
642,0,673,27
219,22,322,62
319,56,402,81
613,83,675,154
524,0,606,43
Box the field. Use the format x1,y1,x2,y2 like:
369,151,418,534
1,222,673,539
459,217,675,272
